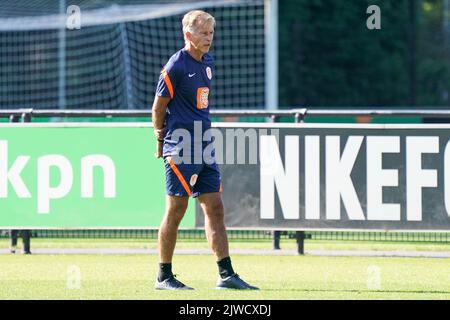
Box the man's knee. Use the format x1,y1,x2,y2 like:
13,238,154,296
205,199,224,220
166,198,189,223
167,208,186,223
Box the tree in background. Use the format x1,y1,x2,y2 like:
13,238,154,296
417,0,450,106
279,0,449,108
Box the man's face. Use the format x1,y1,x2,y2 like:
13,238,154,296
188,23,214,54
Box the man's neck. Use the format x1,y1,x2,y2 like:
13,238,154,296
185,44,203,62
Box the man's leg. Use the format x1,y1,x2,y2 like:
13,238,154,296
197,192,258,290
197,192,229,261
158,195,189,264
155,195,193,290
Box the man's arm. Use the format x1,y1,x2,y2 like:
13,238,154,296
152,95,171,158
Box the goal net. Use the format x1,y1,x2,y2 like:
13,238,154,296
0,0,269,110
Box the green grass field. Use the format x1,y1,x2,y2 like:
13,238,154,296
0,254,449,300
1,239,449,300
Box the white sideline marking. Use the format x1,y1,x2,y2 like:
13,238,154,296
1,248,449,258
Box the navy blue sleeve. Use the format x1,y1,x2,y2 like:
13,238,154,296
155,59,182,99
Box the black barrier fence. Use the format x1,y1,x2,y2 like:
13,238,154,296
1,229,450,243
2,108,450,252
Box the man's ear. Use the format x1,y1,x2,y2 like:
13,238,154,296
185,31,192,42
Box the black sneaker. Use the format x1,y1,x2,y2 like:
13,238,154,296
155,275,194,290
216,274,259,290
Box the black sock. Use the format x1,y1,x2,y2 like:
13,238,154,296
217,257,235,279
158,263,173,282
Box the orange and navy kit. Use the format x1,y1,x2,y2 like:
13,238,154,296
155,48,221,197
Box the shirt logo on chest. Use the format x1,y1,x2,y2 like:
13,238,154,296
197,87,209,109
188,73,196,78
206,67,212,80
190,174,198,186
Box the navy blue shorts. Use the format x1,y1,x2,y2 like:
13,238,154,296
164,156,222,198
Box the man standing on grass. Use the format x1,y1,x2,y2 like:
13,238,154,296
151,10,258,291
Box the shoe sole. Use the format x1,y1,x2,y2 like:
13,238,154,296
155,284,194,290
216,286,259,290
155,287,194,290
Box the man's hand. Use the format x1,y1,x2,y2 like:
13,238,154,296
155,140,163,158
154,128,164,158
154,128,165,141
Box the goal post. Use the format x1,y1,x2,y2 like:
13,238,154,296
265,0,278,111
